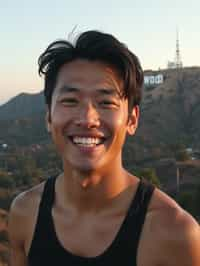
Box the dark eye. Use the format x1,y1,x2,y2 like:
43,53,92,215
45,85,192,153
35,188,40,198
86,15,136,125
60,98,78,105
103,101,112,104
100,100,118,107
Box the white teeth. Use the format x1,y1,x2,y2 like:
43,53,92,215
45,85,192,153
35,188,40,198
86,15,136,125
72,137,102,146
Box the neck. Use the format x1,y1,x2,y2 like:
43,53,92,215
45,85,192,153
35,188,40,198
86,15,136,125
56,162,134,213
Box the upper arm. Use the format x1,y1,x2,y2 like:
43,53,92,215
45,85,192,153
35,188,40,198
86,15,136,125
8,183,44,266
9,237,27,266
140,188,200,266
161,210,200,266
8,196,28,266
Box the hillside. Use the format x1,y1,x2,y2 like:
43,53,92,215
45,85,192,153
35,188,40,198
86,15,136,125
0,91,44,120
0,209,9,265
123,67,200,165
140,67,200,150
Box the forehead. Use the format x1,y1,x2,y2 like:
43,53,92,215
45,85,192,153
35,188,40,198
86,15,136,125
55,59,123,94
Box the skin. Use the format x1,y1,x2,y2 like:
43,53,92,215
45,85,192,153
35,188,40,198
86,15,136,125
8,59,200,266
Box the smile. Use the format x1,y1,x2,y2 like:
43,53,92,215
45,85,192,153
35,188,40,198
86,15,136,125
70,136,105,147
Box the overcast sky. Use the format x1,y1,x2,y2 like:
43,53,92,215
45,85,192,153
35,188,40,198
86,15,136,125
0,0,199,104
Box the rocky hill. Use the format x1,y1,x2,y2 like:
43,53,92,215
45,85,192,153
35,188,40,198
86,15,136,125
140,67,200,150
0,91,44,121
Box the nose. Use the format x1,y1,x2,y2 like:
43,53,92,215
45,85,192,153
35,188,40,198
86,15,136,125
74,102,100,128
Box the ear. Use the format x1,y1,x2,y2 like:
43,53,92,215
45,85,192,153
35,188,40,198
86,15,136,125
46,110,51,133
127,105,139,135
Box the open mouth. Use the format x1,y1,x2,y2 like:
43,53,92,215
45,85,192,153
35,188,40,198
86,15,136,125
69,136,106,147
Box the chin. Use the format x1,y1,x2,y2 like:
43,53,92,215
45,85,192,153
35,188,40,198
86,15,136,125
68,158,105,173
73,164,99,173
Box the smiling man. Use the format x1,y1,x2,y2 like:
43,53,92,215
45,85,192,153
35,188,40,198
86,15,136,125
8,31,200,266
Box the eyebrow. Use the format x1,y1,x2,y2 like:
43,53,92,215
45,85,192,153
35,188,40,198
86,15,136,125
57,85,121,97
58,86,80,94
96,88,120,96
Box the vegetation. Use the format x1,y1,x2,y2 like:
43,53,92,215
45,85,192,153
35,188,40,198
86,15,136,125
136,168,161,187
177,186,200,220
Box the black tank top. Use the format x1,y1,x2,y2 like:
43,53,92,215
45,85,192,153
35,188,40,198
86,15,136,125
28,177,155,266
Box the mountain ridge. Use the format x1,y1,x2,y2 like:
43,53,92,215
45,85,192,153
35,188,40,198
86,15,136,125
0,91,45,120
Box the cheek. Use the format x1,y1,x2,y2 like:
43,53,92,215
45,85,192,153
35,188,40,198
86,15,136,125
51,107,69,127
113,110,129,138
112,110,128,128
115,116,125,126
51,116,64,127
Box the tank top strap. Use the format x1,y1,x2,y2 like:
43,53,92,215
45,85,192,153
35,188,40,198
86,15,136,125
128,178,155,218
39,176,57,213
28,176,57,259
117,178,155,263
34,175,57,232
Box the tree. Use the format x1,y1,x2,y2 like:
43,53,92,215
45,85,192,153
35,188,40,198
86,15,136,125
0,171,15,189
136,168,161,187
193,186,200,220
177,191,196,217
175,150,190,161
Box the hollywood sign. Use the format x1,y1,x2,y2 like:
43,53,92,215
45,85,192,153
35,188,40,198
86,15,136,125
144,74,164,86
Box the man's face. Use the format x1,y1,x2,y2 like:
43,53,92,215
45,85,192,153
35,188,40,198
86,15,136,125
47,59,139,173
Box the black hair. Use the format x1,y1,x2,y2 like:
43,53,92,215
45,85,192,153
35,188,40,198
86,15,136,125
38,30,144,111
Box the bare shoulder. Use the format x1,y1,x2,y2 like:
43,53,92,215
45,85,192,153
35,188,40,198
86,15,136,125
9,181,45,221
148,187,199,226
8,182,45,247
141,187,200,266
10,181,45,210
